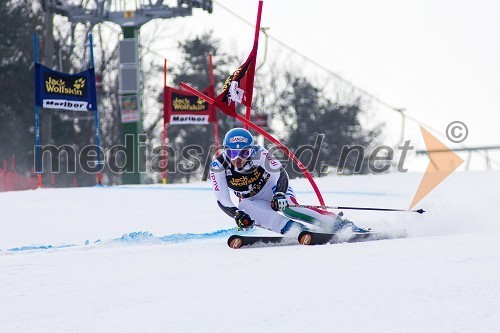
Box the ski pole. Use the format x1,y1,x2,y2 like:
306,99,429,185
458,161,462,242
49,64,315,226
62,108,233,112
287,204,425,214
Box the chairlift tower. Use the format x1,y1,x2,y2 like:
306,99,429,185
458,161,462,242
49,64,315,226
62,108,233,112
42,0,213,184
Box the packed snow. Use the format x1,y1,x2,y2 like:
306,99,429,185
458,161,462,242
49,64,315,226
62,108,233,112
0,171,499,332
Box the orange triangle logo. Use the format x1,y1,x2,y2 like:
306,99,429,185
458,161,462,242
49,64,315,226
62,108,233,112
409,126,464,209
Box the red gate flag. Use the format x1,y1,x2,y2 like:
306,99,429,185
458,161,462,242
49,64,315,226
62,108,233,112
212,2,262,119
214,48,257,117
179,0,262,119
163,85,216,124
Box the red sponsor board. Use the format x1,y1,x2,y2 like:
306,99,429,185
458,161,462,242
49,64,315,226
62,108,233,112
164,86,216,125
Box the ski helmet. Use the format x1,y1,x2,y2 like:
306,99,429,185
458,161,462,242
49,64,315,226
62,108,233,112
223,128,255,160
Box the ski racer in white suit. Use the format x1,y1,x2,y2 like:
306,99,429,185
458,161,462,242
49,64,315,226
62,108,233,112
209,128,368,234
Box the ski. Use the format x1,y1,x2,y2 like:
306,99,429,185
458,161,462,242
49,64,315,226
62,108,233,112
228,230,406,248
298,230,406,246
227,235,290,249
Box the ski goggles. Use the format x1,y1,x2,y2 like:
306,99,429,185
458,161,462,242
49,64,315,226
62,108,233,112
225,147,253,160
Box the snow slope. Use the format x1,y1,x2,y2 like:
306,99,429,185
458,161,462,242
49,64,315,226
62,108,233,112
1,171,499,332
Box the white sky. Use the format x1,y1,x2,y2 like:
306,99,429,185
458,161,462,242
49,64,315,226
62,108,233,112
137,0,500,170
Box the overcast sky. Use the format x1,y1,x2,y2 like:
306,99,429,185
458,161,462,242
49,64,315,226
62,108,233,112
139,0,500,170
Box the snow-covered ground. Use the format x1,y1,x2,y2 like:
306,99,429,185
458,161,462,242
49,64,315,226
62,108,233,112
1,171,499,332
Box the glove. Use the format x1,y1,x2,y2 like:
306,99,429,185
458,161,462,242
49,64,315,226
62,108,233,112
270,192,287,211
234,210,254,231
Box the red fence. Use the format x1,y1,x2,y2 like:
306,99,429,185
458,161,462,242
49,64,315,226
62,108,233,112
0,170,37,192
0,155,37,192
0,154,82,192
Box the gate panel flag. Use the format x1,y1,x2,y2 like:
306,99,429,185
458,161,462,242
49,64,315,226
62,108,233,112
35,63,97,111
213,50,257,117
164,85,215,124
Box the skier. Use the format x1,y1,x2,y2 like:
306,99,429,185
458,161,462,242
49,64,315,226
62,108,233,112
209,128,369,234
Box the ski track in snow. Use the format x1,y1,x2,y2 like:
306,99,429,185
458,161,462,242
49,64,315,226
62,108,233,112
0,171,499,332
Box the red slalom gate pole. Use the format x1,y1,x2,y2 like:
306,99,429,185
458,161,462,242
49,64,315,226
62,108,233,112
208,54,220,155
162,59,168,184
244,0,263,130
